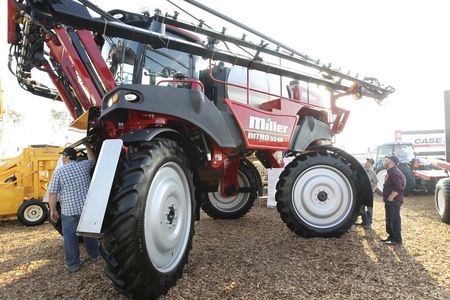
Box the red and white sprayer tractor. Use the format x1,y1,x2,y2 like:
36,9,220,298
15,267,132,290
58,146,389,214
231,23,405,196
7,0,394,298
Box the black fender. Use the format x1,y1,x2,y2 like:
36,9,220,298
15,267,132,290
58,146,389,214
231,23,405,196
307,145,373,208
120,127,182,144
289,116,332,152
241,158,263,196
101,85,243,148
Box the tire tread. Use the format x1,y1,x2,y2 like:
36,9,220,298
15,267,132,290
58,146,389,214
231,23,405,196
436,178,450,224
275,149,361,238
101,138,195,299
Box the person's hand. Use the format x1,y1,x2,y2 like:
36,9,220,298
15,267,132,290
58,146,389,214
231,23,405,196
50,209,59,222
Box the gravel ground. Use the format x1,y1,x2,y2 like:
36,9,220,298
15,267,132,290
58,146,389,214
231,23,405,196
0,194,449,299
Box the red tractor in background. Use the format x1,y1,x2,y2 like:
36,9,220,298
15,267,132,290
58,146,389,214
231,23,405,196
373,142,446,196
7,0,394,298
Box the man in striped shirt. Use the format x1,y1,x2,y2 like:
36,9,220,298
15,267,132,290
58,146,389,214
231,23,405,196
48,146,99,273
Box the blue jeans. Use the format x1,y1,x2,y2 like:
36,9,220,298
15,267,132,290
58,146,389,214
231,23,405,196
61,214,99,271
384,201,402,243
361,206,373,228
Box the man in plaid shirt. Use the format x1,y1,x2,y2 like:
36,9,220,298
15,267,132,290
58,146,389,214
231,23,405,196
48,146,99,273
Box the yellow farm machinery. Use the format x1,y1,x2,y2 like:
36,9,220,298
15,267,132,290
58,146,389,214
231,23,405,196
0,145,63,226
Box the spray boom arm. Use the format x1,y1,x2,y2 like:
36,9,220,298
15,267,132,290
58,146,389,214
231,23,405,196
7,0,394,121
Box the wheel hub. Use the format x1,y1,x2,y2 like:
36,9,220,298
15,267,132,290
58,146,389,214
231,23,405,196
291,165,353,228
166,205,176,225
224,185,236,196
144,162,192,273
24,205,43,221
316,191,328,202
208,171,250,212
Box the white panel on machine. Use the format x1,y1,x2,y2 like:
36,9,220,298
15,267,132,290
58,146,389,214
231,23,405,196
267,157,294,208
77,139,123,237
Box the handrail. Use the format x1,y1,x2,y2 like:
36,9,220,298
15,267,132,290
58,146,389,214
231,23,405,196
206,61,330,112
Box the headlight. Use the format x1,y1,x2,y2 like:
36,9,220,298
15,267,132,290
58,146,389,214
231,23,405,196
106,91,140,108
124,92,139,103
107,92,120,108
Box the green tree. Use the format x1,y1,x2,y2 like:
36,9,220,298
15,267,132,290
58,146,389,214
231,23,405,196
50,109,70,130
0,108,24,157
5,109,23,126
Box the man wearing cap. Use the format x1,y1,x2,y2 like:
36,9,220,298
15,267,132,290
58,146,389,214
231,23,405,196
360,158,378,229
48,146,99,272
381,155,405,246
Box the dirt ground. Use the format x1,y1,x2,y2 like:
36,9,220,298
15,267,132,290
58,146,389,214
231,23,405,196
0,194,449,299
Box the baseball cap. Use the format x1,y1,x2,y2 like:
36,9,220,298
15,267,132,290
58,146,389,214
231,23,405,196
366,158,375,165
60,147,77,159
386,155,399,165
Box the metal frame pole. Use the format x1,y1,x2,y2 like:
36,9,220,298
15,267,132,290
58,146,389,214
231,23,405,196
444,90,450,162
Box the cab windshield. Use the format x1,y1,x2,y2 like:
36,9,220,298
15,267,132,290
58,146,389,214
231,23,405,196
102,37,139,84
142,45,190,85
393,144,415,161
102,35,193,85
378,144,415,162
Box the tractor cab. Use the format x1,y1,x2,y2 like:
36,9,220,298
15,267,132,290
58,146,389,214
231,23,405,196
374,142,416,169
100,14,200,87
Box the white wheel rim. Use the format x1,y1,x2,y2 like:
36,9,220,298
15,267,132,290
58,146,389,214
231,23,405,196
144,162,192,273
377,170,387,192
436,188,445,216
207,170,249,212
23,204,44,222
291,165,353,228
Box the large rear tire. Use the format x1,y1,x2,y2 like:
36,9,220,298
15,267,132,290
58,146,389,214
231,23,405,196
276,150,361,237
200,159,258,219
100,139,195,299
17,199,48,226
435,178,450,224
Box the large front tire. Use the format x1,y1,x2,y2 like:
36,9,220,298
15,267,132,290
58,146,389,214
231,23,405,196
435,178,450,224
100,139,195,299
200,159,258,219
276,150,360,237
